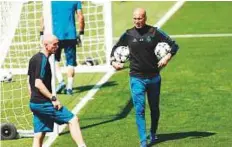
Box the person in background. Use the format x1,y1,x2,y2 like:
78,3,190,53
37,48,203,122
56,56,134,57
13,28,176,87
40,1,85,95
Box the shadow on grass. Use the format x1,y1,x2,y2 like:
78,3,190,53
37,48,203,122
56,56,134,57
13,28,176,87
59,98,133,135
72,81,118,93
81,98,133,130
149,131,216,146
57,81,118,96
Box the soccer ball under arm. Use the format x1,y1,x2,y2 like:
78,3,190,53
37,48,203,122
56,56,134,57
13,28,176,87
154,42,171,60
113,46,130,63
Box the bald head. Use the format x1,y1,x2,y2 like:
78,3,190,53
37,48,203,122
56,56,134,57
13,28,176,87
43,34,58,45
133,8,146,18
42,34,58,55
133,8,147,28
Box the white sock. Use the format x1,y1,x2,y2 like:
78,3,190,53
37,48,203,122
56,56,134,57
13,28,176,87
56,72,64,83
78,144,86,147
56,62,63,83
67,77,73,90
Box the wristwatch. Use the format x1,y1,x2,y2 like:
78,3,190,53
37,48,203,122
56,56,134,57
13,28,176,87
51,96,57,101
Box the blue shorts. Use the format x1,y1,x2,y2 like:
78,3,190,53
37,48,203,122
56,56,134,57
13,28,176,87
30,102,74,133
55,39,77,66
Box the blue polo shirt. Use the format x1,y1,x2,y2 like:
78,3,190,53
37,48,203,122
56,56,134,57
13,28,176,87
52,1,82,40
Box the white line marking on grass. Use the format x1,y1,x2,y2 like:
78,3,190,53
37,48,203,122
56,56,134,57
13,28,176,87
171,33,232,38
113,33,232,41
43,1,184,147
155,1,185,28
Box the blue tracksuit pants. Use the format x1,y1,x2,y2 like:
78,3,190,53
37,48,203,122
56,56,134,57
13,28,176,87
129,75,161,143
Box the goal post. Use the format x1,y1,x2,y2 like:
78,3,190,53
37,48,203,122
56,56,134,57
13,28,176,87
0,1,113,138
103,1,113,67
0,2,23,69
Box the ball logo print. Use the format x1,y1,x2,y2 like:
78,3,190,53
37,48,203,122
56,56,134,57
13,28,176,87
114,46,130,63
155,42,171,60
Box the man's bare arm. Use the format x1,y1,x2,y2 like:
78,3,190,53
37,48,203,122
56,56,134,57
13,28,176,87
35,79,52,99
77,9,85,33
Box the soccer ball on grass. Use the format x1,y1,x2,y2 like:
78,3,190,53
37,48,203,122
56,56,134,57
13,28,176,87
0,70,13,82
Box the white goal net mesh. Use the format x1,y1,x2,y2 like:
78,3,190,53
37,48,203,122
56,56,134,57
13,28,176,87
0,1,112,132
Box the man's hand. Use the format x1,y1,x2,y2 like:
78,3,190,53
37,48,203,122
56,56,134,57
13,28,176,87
158,53,172,69
112,61,124,70
77,31,84,47
40,31,43,47
52,99,62,110
77,35,83,47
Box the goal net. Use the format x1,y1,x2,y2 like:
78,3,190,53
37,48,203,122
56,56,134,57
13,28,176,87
0,1,113,136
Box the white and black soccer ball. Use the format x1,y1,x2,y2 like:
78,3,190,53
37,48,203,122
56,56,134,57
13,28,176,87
113,46,130,63
0,70,13,82
154,42,171,60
